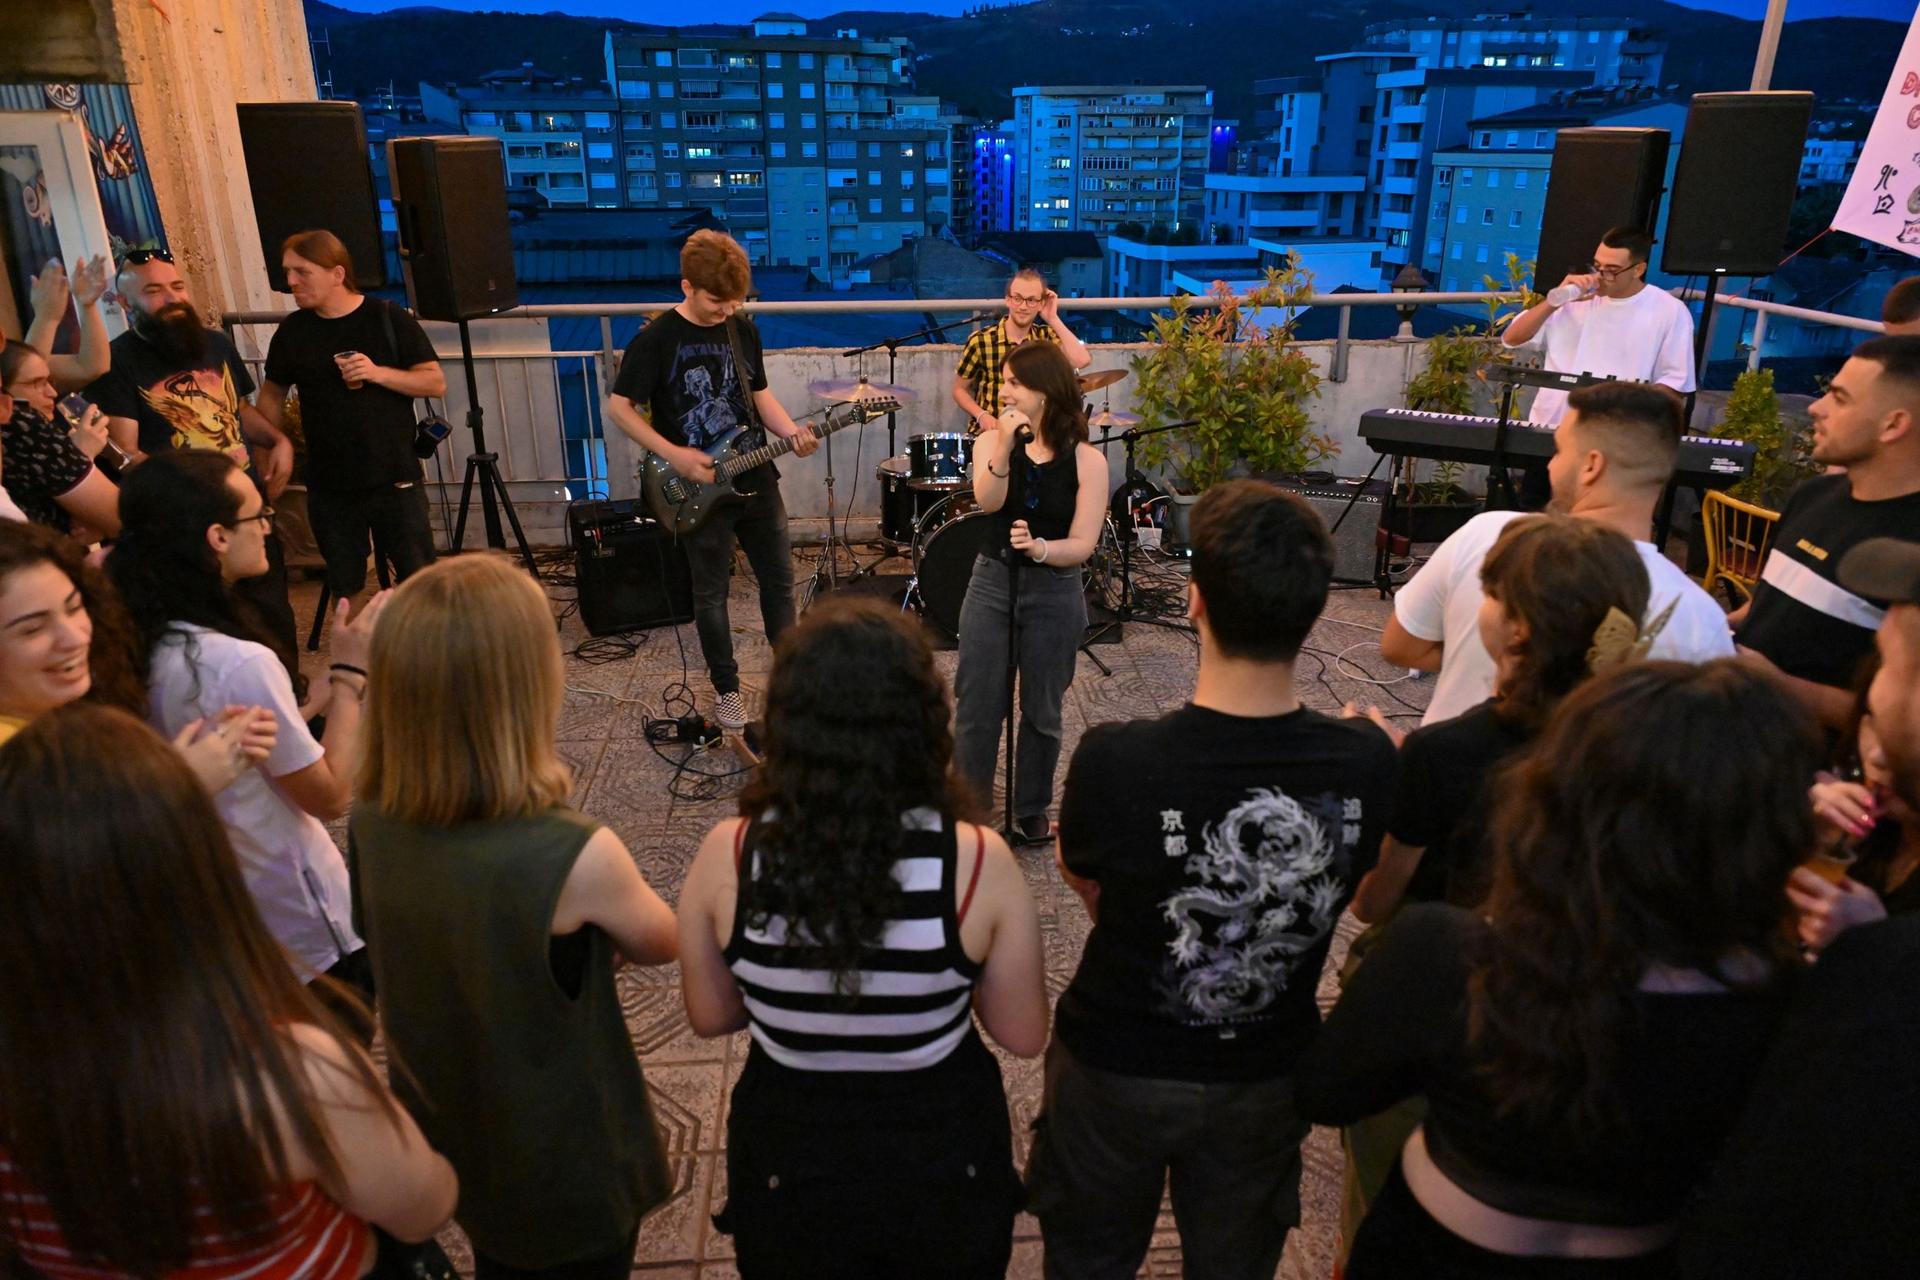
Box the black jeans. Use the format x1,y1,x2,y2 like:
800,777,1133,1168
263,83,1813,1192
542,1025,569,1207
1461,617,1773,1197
471,1227,639,1280
307,481,437,597
677,477,795,695
1347,1163,1680,1280
1025,1039,1309,1280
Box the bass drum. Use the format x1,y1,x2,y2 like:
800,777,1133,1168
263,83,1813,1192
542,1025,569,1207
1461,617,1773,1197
912,494,995,638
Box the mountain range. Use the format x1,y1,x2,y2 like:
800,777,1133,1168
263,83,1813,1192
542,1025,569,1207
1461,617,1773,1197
304,0,1902,126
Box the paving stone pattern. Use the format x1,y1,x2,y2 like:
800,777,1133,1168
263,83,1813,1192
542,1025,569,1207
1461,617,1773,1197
301,557,1430,1280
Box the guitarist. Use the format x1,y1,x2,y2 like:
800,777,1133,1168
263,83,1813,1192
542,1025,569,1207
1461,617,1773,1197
608,230,818,732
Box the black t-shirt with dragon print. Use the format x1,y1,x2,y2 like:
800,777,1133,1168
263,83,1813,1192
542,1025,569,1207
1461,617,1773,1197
1057,704,1397,1082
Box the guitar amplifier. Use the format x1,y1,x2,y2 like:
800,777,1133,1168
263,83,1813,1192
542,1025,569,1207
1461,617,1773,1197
1265,476,1384,585
569,500,697,636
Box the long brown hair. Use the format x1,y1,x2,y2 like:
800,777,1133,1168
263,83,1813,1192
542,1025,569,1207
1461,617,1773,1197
280,229,360,294
0,705,400,1272
1005,341,1088,454
1477,515,1649,732
359,555,571,826
1468,661,1818,1137
738,599,976,994
0,519,146,718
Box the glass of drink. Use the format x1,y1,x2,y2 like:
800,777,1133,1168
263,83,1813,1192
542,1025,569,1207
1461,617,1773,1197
1802,844,1859,886
334,351,365,390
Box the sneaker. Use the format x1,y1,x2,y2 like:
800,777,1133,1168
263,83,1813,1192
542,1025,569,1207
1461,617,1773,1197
714,691,749,732
1013,814,1053,846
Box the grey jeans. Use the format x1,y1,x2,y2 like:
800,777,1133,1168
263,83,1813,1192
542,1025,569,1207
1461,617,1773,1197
1025,1039,1310,1280
953,552,1087,821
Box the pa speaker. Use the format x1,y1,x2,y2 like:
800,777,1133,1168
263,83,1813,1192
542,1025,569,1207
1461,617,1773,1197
569,500,696,635
1662,92,1813,276
1534,128,1669,295
387,136,519,322
237,102,385,292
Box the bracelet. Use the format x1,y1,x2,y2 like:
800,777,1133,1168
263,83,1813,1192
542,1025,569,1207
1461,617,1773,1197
327,673,366,698
1033,537,1049,564
987,462,1008,478
329,662,367,678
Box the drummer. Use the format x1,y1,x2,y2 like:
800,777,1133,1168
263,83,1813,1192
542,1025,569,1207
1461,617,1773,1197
952,267,1091,435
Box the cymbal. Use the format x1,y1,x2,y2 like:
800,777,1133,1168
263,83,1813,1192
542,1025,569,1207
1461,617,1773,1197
809,377,917,405
1088,408,1141,430
1077,368,1129,393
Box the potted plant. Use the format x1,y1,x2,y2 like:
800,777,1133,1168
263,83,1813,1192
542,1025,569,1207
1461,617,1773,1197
1711,367,1818,510
1130,263,1330,531
1390,255,1535,541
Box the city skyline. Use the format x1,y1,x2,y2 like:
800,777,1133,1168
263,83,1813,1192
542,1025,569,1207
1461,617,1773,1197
318,0,1917,27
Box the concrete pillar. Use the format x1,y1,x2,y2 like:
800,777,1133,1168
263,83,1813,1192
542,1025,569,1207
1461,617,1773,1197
108,0,316,319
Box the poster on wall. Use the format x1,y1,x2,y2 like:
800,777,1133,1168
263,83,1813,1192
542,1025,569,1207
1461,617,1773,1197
1834,5,1920,257
0,82,167,337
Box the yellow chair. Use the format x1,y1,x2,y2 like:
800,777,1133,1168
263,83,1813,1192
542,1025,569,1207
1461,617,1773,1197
1699,490,1781,604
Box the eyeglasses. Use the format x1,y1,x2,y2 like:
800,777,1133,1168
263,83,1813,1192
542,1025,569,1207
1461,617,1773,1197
117,247,174,268
1587,260,1644,278
1007,293,1045,307
229,506,276,530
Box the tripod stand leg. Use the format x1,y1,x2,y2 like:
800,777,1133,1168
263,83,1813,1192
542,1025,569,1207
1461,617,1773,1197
480,456,538,571
451,455,480,551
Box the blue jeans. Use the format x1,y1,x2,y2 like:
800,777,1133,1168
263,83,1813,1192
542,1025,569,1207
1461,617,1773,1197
953,553,1086,821
677,476,795,695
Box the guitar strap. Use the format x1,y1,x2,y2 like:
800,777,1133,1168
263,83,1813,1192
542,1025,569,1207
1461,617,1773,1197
724,314,769,492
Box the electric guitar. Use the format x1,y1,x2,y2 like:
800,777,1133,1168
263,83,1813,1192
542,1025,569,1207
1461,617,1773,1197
639,397,900,536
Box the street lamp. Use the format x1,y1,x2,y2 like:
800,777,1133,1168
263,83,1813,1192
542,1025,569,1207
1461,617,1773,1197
1392,263,1427,343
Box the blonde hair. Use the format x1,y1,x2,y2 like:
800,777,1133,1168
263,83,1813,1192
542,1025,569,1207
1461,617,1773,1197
680,229,752,300
358,556,570,825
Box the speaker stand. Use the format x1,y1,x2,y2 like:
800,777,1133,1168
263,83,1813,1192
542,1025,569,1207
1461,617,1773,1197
448,317,536,573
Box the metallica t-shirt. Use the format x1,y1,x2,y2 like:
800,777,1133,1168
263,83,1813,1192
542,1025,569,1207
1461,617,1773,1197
612,310,771,485
1056,704,1397,1082
86,327,255,469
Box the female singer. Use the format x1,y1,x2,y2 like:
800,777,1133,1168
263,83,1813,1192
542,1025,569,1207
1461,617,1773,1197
954,340,1108,843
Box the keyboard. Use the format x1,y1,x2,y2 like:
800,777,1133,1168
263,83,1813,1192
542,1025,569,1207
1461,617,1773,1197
1358,408,1755,489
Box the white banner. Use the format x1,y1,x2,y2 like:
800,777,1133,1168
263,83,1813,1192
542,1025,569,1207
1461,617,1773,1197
1835,5,1920,256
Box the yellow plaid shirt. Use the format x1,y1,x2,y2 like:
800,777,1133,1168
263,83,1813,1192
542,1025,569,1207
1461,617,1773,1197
955,318,1059,418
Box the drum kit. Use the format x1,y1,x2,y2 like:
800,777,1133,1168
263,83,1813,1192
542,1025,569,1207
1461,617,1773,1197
805,367,1138,634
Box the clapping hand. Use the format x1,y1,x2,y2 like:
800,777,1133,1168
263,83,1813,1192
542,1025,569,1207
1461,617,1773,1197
70,255,109,308
29,260,71,322
174,705,278,793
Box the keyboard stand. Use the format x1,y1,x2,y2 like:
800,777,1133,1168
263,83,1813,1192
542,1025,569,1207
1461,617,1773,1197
1485,380,1520,512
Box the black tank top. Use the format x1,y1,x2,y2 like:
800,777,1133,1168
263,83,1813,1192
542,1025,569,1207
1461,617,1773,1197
991,440,1080,549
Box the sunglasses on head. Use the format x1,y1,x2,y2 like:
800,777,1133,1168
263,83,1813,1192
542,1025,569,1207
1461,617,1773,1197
117,248,174,269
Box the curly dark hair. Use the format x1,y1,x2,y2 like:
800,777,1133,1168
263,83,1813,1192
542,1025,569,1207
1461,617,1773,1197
1478,515,1650,733
1468,660,1819,1138
103,451,305,700
0,519,146,717
737,599,976,996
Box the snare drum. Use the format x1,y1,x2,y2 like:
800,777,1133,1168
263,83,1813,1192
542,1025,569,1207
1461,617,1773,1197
906,432,973,490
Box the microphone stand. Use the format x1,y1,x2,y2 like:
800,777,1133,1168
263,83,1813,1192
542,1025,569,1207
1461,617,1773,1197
1084,419,1197,645
838,311,986,586
842,311,985,456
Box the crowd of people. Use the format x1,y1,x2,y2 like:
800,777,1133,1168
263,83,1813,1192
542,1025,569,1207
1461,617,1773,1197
3,229,1920,1280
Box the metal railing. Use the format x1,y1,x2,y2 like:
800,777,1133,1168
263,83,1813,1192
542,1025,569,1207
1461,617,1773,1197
1678,287,1888,372
221,287,1883,527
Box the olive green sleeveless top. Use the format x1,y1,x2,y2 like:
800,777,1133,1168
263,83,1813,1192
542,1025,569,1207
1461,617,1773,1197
350,806,670,1267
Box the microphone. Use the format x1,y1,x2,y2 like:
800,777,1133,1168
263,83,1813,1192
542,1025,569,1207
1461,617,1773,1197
1002,407,1034,442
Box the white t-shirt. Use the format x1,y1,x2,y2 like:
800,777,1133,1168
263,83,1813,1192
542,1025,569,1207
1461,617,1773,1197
0,485,26,524
146,624,360,975
1513,286,1697,425
1395,511,1736,725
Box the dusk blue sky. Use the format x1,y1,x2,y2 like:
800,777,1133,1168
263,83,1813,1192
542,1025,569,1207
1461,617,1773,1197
324,0,1917,24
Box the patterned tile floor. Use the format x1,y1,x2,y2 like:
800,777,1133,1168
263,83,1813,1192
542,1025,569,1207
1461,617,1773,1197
298,551,1431,1280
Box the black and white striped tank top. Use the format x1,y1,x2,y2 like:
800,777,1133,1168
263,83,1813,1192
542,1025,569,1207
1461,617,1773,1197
722,807,986,1073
